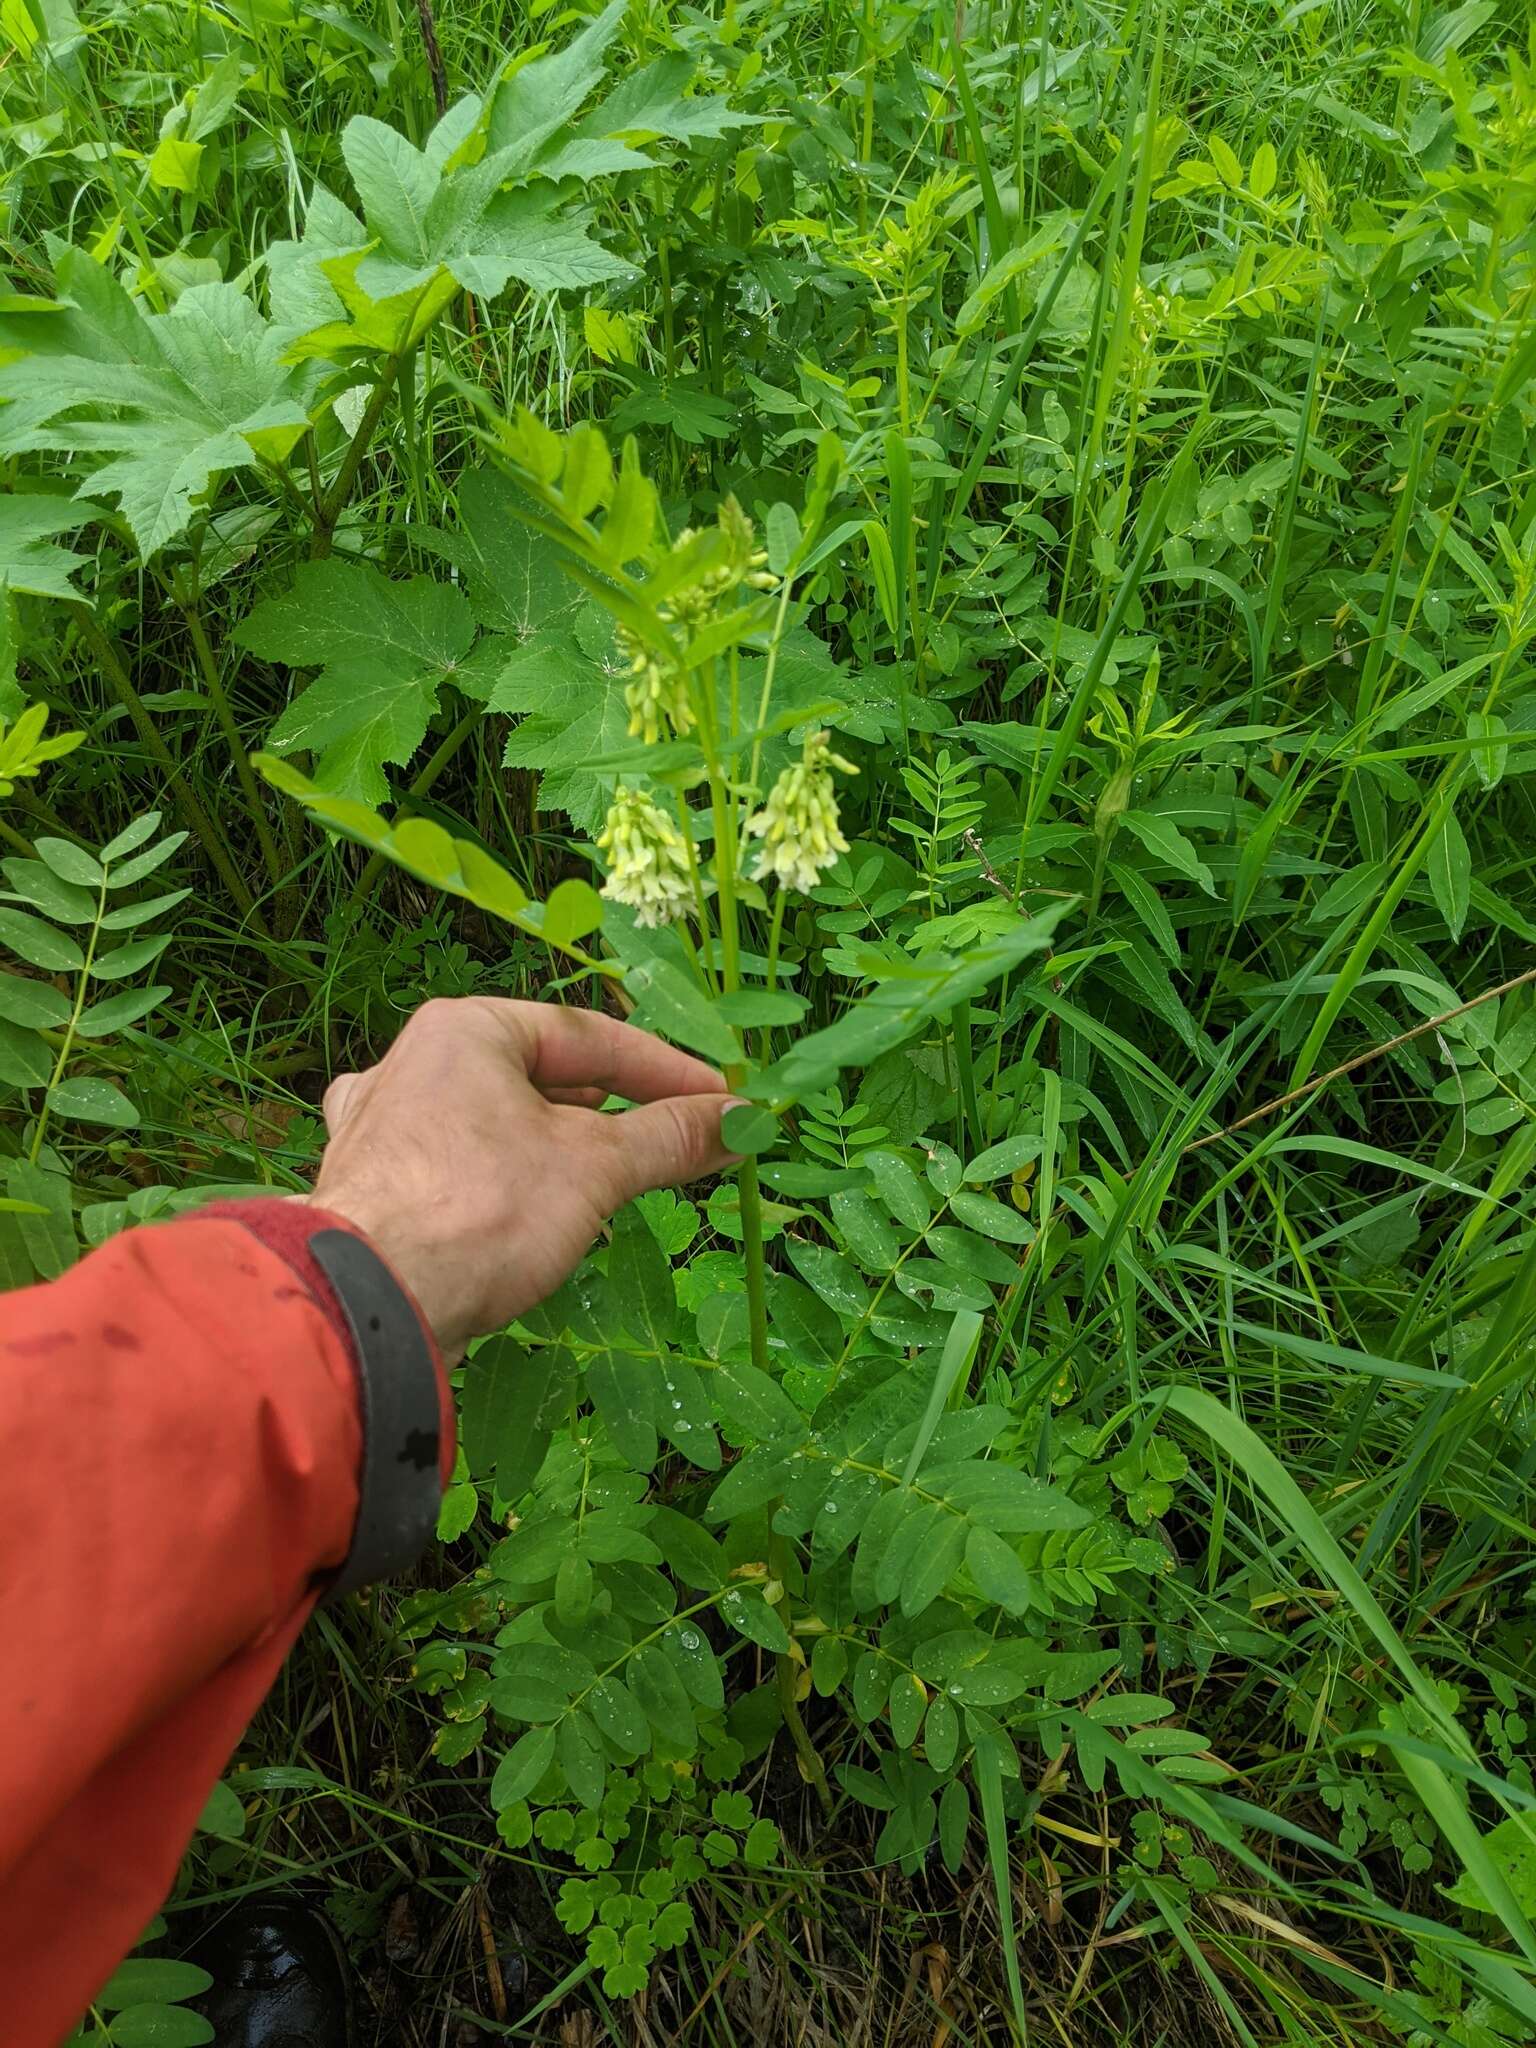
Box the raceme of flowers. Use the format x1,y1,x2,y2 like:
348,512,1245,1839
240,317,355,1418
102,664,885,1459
595,785,694,928
619,497,777,748
598,732,855,926
746,731,855,895
616,624,694,748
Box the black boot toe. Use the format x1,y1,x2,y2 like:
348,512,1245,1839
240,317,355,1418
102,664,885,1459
185,1898,352,2048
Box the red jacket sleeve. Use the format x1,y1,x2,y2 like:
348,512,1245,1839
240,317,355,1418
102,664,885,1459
0,1201,452,2048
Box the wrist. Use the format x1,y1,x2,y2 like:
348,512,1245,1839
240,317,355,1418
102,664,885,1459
198,1196,456,1594
298,1189,458,1361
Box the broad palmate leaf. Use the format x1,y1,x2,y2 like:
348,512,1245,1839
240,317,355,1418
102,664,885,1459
490,607,629,835
0,251,316,556
0,495,102,600
236,559,476,804
266,4,759,353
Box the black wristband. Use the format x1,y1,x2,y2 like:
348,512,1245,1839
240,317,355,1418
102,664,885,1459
309,1228,443,1603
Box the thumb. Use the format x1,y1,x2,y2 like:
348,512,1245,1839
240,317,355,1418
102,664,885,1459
603,1093,741,1207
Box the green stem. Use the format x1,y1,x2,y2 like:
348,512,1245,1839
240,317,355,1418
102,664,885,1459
670,788,719,991
71,603,267,933
697,658,771,1378
777,1653,835,1819
312,352,405,558
349,703,482,911
30,872,107,1164
951,997,983,1154
895,301,910,438
1086,816,1115,924
738,1157,771,1377
0,816,34,857
656,185,677,381
858,0,876,232
182,594,289,903
764,890,787,989
746,573,798,806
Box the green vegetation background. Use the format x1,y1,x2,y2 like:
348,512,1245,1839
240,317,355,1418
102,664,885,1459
2,0,1535,2042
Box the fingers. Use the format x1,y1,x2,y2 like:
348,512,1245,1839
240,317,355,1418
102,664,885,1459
541,1085,608,1109
595,1094,740,1207
505,1001,729,1104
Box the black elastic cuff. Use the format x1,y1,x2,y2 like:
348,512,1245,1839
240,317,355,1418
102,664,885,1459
309,1228,442,1603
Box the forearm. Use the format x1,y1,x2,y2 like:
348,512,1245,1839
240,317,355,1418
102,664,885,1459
0,1200,451,2044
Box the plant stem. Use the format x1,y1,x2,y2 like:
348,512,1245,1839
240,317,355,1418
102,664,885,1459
312,353,404,558
182,592,289,905
737,1156,771,1377
415,0,448,115
699,657,771,1378
30,872,107,1164
71,603,267,934
1185,962,1536,1156
952,997,983,1153
776,1653,835,1818
349,702,482,910
858,0,876,230
655,188,677,381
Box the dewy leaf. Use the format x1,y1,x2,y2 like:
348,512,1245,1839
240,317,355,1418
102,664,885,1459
623,957,741,1066
239,560,476,804
463,1334,571,1498
587,1348,660,1469
1115,809,1216,897
0,969,70,1028
756,906,1069,1105
0,906,83,972
608,1205,680,1348
491,1725,557,1810
47,1075,138,1128
98,1960,213,2011
0,257,316,557
0,1017,51,1088
6,1157,75,1280
1428,805,1471,942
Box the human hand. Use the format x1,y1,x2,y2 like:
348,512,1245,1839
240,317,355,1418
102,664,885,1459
305,997,736,1359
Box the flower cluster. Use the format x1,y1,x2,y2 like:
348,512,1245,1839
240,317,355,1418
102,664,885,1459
747,731,855,895
619,499,777,745
616,625,694,748
595,785,694,927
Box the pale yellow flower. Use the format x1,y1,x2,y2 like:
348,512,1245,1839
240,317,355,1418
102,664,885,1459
746,731,855,895
616,500,779,747
595,785,694,927
616,623,694,746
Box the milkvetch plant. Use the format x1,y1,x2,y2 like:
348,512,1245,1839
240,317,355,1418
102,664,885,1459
258,414,1230,1998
